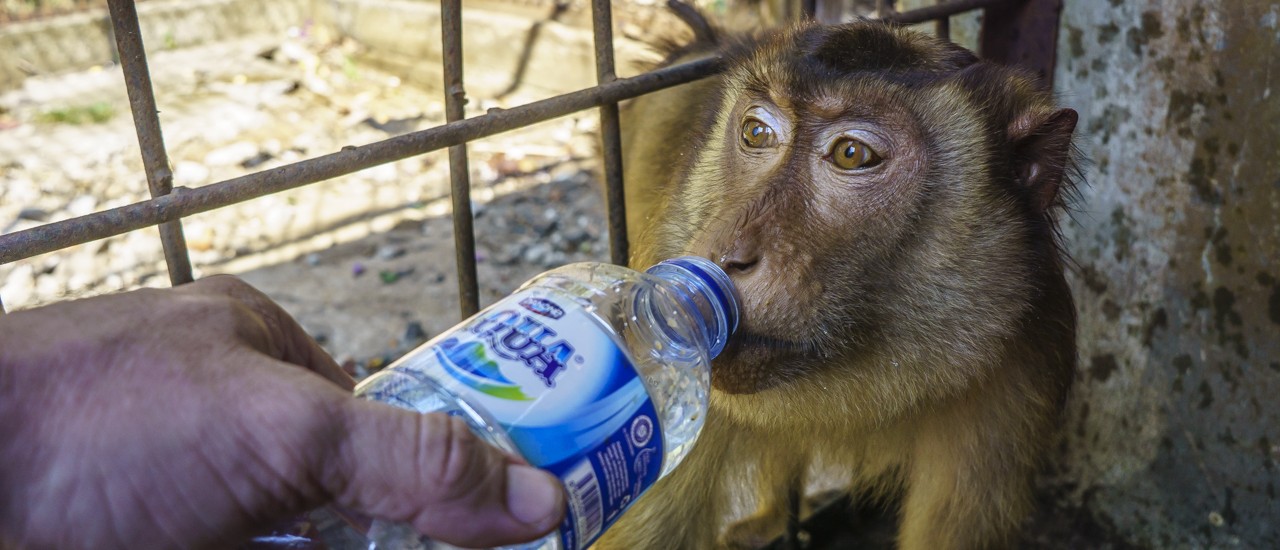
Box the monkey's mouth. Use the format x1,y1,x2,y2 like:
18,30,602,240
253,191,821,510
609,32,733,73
711,330,823,394
728,330,821,355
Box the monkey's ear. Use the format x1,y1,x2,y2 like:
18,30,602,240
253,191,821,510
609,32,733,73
1008,108,1078,214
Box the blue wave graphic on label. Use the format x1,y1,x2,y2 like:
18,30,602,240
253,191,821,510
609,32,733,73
434,338,534,401
505,375,648,466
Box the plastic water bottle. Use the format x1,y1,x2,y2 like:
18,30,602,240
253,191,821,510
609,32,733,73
349,256,739,550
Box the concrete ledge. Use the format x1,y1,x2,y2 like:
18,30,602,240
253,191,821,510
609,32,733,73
314,0,674,98
1,0,311,91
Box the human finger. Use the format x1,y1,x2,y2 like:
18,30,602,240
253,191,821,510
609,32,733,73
179,275,354,390
323,403,566,547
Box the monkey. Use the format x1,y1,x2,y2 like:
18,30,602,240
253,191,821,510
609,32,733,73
597,14,1079,550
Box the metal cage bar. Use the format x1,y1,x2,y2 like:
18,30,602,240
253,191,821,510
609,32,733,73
0,56,724,264
876,0,893,19
592,0,628,266
935,1,951,41
980,0,1062,88
884,0,1008,25
106,0,194,286
441,0,480,318
0,0,1049,315
801,0,818,20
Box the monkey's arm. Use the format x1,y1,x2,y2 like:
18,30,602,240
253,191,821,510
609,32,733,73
896,361,1066,550
718,439,809,550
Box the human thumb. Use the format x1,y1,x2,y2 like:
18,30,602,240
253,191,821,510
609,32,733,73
326,399,566,547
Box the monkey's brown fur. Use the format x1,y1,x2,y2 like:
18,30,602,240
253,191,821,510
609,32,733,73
598,18,1079,550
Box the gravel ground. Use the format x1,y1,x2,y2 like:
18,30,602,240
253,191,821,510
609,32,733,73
0,23,607,369
238,167,611,377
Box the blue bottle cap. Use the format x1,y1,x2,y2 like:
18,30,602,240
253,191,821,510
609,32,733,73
645,256,741,358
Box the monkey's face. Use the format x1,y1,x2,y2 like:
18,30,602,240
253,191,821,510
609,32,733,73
682,81,932,394
654,23,1052,395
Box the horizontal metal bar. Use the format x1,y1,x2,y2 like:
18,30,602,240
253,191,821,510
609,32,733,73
885,0,1010,25
0,56,725,265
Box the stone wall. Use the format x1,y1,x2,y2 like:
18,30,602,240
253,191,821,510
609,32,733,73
1053,1,1279,546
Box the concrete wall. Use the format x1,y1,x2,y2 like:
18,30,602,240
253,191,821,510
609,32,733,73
311,0,671,98
0,0,311,91
1054,1,1279,546
1,0,669,97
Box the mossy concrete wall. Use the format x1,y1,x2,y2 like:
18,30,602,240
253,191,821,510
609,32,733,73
1054,1,1279,546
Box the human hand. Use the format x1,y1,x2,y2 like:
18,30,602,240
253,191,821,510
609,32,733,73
0,275,565,549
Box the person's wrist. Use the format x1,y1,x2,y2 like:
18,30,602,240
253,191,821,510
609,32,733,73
0,309,85,548
0,314,35,547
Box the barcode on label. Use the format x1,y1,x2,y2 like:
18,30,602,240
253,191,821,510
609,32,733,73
565,459,603,544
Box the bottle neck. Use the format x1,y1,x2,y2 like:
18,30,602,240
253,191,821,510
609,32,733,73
644,257,740,359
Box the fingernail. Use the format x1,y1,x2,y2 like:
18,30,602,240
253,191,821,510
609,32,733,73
506,464,565,529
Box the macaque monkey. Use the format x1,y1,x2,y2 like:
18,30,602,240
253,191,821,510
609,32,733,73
597,12,1079,550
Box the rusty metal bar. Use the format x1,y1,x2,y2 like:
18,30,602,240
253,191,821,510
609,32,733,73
808,0,845,23
107,0,193,286
884,0,1009,25
0,56,725,265
591,0,628,267
980,0,1062,88
876,0,893,18
441,0,479,318
801,0,817,20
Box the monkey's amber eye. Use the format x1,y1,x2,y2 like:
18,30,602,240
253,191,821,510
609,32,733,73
741,118,775,148
829,138,882,170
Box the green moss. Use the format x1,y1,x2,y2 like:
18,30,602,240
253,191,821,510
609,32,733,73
36,102,116,125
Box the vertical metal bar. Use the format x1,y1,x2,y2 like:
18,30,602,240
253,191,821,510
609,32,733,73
877,0,900,20
936,14,951,41
980,0,1063,89
441,0,480,318
801,0,817,20
811,0,846,24
592,0,628,267
107,0,193,286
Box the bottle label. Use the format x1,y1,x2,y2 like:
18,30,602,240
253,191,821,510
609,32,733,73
369,291,664,550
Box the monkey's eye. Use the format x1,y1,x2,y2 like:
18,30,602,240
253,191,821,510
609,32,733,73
829,138,882,170
741,118,775,148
